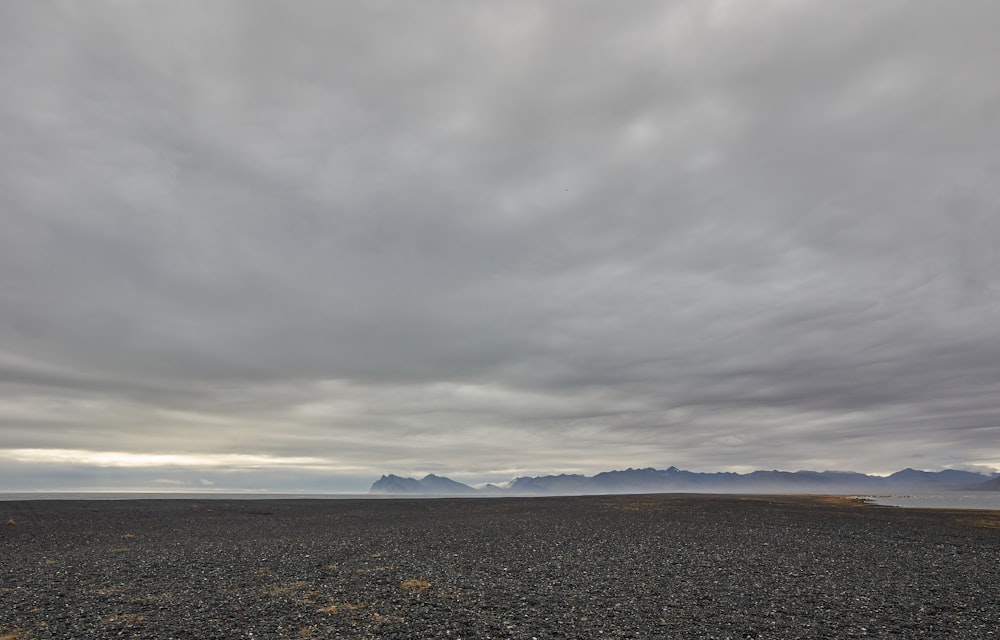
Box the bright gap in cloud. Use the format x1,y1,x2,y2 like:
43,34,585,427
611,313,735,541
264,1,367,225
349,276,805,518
0,448,362,471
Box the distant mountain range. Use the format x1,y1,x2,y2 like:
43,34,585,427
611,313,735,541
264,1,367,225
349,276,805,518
370,466,1000,496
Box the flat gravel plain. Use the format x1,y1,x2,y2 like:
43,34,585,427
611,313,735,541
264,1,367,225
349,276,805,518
2,494,999,639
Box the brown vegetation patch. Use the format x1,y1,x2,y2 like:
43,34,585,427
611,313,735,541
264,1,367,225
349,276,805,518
277,581,310,594
370,611,406,624
0,630,27,640
318,601,367,614
263,581,323,604
960,515,1000,529
266,581,310,596
400,579,430,594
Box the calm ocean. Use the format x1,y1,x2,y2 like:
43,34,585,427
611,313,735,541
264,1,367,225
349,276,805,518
867,493,1000,511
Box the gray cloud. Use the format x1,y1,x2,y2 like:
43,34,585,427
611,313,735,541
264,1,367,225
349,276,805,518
2,1,1000,490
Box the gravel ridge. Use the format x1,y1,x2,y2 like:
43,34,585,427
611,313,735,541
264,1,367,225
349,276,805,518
2,494,999,639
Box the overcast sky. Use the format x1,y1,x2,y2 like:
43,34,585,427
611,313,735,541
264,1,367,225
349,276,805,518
2,1,999,492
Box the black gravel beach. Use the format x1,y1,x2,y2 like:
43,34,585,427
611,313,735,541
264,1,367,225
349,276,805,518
2,494,999,639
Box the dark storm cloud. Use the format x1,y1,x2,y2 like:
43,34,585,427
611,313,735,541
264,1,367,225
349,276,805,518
2,1,999,489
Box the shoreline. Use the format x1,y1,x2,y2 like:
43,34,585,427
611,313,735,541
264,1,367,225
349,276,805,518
3,489,999,512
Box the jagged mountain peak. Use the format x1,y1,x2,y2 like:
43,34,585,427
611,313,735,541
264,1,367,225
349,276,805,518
370,473,475,495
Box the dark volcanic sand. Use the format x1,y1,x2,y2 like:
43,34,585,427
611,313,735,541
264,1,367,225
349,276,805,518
2,495,999,639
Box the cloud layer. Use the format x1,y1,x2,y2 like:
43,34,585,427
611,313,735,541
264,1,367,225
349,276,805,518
2,1,999,490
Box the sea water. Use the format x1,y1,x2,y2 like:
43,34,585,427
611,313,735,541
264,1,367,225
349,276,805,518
866,493,1000,511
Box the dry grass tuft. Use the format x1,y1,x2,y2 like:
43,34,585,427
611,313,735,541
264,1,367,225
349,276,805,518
5,519,14,526
263,581,322,604
400,579,430,594
122,532,136,539
0,629,27,640
318,601,367,614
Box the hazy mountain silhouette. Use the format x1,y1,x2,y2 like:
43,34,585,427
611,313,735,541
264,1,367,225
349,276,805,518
370,466,998,495
971,475,1000,491
370,473,476,495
